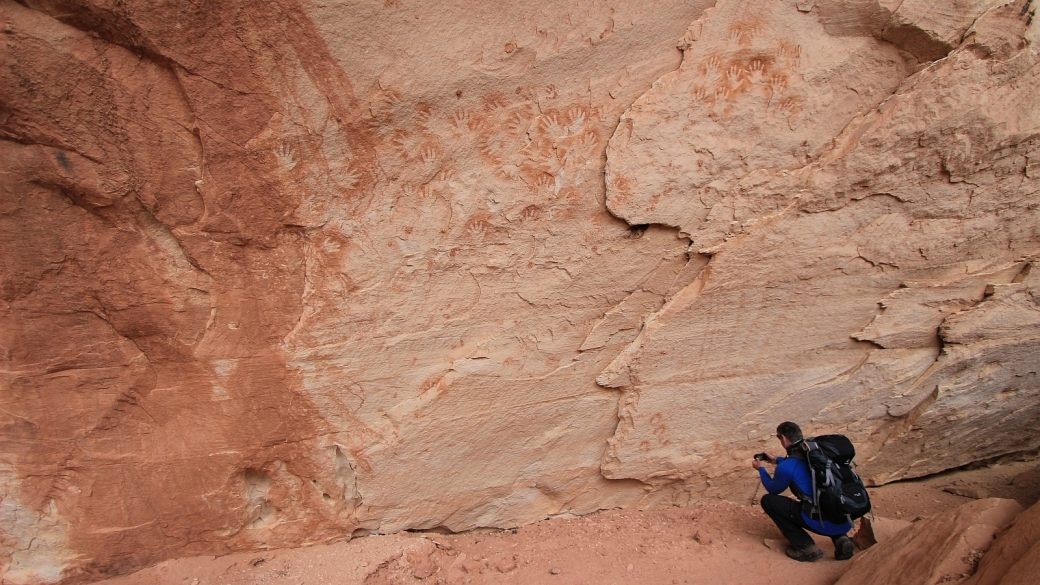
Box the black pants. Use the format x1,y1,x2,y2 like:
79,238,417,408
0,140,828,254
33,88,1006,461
761,494,845,550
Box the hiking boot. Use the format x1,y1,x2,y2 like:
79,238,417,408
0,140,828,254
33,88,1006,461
834,535,855,560
786,545,824,562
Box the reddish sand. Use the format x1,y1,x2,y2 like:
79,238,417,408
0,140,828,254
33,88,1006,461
92,459,1040,585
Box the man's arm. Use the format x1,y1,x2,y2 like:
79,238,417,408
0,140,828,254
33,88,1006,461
757,457,795,495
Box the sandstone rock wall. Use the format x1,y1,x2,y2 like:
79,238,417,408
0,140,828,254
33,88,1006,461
1,0,1038,583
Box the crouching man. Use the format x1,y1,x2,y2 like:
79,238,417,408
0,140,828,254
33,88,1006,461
753,421,855,562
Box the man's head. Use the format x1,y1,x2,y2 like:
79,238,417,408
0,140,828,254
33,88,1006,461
776,421,803,448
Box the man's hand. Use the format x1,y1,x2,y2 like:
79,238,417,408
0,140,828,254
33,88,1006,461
752,458,764,470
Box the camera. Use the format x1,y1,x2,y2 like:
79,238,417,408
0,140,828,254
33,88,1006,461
754,453,770,461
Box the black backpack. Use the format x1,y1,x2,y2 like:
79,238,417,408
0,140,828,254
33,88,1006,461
798,435,872,524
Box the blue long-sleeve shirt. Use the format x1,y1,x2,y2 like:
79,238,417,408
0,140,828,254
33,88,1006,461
759,455,854,536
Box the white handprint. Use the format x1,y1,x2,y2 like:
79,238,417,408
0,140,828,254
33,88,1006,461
276,143,297,171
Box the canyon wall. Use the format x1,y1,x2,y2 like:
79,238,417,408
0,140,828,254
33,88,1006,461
1,0,1038,582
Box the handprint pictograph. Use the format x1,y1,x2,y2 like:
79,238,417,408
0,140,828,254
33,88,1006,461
276,142,298,171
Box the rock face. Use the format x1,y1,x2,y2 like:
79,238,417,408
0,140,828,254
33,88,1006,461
0,0,1037,582
600,0,1040,494
835,498,1024,585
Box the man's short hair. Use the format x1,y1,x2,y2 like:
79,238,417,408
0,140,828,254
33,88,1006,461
776,421,803,442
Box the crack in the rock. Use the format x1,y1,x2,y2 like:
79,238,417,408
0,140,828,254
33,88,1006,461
0,135,103,166
280,234,321,351
862,382,941,485
1012,261,1034,283
594,252,715,482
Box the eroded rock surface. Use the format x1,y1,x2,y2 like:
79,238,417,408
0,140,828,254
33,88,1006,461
1,0,1038,582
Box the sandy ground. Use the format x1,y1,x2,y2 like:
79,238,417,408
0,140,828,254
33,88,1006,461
91,458,1040,585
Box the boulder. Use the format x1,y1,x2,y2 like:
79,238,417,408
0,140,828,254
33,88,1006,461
851,515,913,549
835,498,1023,585
946,486,991,500
963,499,1040,585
